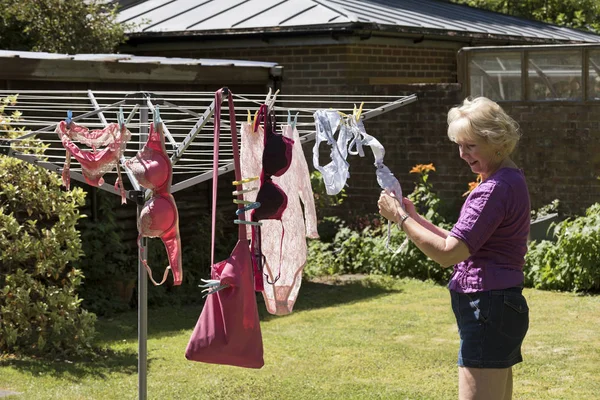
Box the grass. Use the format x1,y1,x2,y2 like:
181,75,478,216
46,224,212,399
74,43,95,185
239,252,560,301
1,276,599,399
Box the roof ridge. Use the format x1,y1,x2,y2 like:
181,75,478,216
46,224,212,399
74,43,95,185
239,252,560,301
311,0,358,23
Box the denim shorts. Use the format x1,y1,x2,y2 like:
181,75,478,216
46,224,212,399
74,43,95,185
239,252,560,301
450,287,529,369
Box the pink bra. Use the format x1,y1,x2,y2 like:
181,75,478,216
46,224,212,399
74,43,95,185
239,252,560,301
125,122,182,286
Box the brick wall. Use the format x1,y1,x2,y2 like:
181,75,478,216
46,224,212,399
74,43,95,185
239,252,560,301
134,42,599,218
159,43,458,91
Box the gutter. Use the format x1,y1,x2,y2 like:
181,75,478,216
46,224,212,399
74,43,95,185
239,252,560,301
124,21,595,47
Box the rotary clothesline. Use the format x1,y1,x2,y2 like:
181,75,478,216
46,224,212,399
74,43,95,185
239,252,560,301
1,90,417,191
0,88,417,400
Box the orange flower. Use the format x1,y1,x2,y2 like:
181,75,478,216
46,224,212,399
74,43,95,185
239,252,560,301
462,174,482,197
409,163,436,174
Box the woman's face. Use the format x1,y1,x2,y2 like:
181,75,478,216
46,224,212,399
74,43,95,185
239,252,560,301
454,133,500,178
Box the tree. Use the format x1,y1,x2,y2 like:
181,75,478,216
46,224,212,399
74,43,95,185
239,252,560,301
0,0,130,54
450,0,600,33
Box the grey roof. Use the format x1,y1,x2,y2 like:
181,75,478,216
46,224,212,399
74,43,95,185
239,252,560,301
0,49,278,68
117,0,600,43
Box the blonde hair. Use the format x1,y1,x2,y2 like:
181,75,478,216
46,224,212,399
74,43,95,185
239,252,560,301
447,97,521,155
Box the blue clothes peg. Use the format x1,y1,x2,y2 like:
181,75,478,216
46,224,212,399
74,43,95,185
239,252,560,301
287,110,299,130
66,110,73,128
154,104,161,126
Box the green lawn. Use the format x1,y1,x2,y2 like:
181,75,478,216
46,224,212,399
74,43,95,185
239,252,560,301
1,276,599,399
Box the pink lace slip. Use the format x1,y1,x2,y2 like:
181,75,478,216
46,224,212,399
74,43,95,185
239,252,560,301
56,121,130,203
241,122,319,315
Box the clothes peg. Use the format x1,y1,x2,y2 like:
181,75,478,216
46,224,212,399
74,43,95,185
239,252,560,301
267,89,280,109
232,187,258,196
198,279,229,298
354,102,365,121
264,88,272,104
235,202,261,215
232,176,259,185
153,104,161,126
247,109,252,124
66,110,73,128
287,110,299,130
118,106,125,129
234,219,262,226
233,199,254,205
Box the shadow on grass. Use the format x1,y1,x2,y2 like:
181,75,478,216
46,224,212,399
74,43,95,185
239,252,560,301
1,276,399,379
258,276,403,321
97,275,402,342
0,348,138,381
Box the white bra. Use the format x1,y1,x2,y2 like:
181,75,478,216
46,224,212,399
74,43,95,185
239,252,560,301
312,110,351,195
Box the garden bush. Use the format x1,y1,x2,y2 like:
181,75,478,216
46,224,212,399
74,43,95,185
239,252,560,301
524,203,600,292
305,164,453,284
0,95,96,357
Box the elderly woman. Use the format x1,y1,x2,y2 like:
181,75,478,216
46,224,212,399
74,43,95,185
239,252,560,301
378,97,530,400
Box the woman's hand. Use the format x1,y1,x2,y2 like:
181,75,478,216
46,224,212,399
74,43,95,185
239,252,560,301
401,197,417,219
377,190,403,223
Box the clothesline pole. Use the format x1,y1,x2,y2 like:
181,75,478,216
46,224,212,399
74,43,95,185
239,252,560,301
137,106,149,400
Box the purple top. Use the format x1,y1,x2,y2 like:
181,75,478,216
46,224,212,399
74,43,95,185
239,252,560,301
448,168,530,293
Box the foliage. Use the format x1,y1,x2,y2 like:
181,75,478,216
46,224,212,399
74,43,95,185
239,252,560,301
305,163,453,284
530,198,560,221
524,203,600,292
310,170,347,222
75,190,238,315
0,95,96,357
450,0,600,33
144,209,237,309
0,0,133,54
407,164,445,225
74,190,138,316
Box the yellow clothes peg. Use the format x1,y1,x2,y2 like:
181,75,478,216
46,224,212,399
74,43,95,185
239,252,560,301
354,102,365,121
232,176,259,186
247,110,252,124
233,199,254,205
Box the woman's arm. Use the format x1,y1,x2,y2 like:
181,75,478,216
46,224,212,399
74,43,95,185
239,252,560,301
378,192,470,268
412,213,452,239
399,196,451,239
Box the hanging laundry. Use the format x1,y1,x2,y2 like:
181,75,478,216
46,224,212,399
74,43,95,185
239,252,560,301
241,109,319,315
124,119,183,286
55,120,130,202
313,108,405,250
186,88,264,369
312,110,352,195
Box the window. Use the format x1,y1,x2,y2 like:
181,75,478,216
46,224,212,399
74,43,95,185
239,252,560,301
527,51,581,101
459,45,600,102
469,52,521,101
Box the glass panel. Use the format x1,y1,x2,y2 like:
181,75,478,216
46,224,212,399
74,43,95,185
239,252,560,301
469,53,521,101
588,50,600,100
527,51,582,101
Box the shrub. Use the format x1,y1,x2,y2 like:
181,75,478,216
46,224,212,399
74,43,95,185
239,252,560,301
524,203,600,292
0,95,96,357
306,163,453,284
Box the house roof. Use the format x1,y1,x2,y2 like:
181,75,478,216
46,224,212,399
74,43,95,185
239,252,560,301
0,49,280,84
117,0,600,44
0,49,278,68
